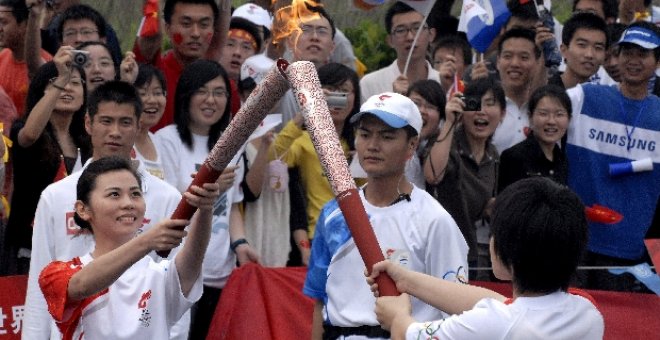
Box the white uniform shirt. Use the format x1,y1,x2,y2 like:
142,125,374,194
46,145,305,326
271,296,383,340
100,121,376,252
359,60,440,103
156,125,244,288
492,97,529,154
41,253,202,339
405,290,604,340
23,160,182,340
304,187,469,334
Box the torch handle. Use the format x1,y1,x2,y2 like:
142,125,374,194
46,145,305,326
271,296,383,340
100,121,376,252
157,163,221,258
337,189,400,296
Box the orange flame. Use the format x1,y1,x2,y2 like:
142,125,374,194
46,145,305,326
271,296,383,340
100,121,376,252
271,0,324,46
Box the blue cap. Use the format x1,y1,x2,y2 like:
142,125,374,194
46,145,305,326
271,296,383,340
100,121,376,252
618,27,660,49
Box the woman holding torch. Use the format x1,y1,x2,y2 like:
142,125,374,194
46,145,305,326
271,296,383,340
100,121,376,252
39,156,219,339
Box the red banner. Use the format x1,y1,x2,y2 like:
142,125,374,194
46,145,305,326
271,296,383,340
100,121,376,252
0,276,27,339
209,264,660,340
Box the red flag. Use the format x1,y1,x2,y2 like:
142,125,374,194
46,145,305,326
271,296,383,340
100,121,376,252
138,0,159,38
645,239,660,276
446,72,465,100
53,155,67,183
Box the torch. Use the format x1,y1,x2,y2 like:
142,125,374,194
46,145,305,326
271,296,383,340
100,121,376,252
157,60,290,258
279,60,400,296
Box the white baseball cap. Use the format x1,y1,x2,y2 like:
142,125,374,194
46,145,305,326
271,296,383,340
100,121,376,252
233,3,272,30
240,54,275,85
351,92,422,135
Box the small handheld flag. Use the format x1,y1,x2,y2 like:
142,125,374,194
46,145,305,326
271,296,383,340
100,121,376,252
457,0,511,53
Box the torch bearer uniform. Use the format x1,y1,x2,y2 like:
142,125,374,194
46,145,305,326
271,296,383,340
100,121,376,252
304,186,469,339
23,159,182,340
39,251,202,340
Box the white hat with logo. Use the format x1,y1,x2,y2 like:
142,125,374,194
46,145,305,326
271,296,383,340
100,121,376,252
350,92,422,135
233,3,272,30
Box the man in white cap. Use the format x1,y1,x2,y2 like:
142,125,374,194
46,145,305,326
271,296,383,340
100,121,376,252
566,21,660,292
303,92,468,340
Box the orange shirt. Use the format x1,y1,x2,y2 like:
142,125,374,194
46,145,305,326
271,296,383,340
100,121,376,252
0,49,52,116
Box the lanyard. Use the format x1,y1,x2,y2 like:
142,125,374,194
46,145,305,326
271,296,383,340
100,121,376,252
619,96,647,151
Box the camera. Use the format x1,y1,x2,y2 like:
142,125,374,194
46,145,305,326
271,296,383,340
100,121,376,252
325,92,348,109
71,50,89,66
462,96,481,112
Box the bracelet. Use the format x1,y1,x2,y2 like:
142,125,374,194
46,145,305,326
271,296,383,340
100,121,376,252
230,238,248,253
298,239,311,249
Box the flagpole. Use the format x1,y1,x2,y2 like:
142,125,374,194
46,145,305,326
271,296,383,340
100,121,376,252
402,0,437,77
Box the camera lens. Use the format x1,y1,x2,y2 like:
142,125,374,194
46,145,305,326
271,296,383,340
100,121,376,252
73,52,88,66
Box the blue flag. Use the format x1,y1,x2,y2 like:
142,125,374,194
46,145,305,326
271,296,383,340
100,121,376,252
458,0,511,53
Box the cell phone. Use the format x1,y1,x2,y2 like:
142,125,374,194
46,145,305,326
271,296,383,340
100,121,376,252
325,92,348,109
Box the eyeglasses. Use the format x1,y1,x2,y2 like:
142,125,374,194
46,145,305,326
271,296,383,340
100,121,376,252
533,109,569,119
138,90,165,98
49,77,85,87
391,23,428,38
300,24,331,38
62,28,99,40
194,88,229,99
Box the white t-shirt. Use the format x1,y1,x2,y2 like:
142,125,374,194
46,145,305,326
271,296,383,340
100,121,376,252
41,253,202,339
492,97,529,154
156,125,245,288
405,290,604,340
304,186,469,333
133,132,166,180
23,160,182,340
359,60,441,103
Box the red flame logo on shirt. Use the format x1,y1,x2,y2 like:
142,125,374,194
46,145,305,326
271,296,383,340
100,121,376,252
138,290,152,309
379,94,392,101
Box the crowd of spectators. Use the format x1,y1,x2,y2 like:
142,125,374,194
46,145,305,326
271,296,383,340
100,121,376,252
0,0,657,339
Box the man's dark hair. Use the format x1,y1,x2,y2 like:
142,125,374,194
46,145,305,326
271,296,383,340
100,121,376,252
385,1,415,35
506,0,539,29
174,60,230,152
491,177,587,294
57,4,108,42
0,0,29,23
303,1,336,39
75,156,142,232
607,23,627,48
463,77,506,111
163,0,219,25
619,21,660,60
562,12,609,48
229,17,263,53
433,35,473,67
88,81,142,121
498,28,542,59
527,84,573,119
572,0,619,21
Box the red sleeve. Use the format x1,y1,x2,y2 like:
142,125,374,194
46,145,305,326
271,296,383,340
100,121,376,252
39,258,108,340
39,258,83,322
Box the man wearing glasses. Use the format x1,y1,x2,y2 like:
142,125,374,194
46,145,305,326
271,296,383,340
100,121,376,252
359,1,438,103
